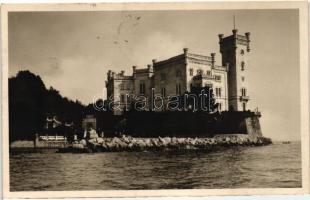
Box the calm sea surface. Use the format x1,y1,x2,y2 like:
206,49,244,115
10,142,301,191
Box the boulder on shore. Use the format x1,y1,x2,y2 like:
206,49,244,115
88,129,99,139
69,134,272,153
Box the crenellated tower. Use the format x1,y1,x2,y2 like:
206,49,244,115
218,29,251,111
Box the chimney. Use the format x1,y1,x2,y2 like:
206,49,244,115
147,64,153,77
120,70,125,76
183,48,189,55
218,34,224,42
107,70,112,79
152,59,157,64
132,66,136,78
210,53,215,67
147,64,152,71
132,66,136,73
232,29,238,36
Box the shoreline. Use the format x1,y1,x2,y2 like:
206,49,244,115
9,134,273,153
59,134,272,153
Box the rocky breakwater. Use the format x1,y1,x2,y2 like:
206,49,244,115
64,134,272,153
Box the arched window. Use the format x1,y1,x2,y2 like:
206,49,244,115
241,61,245,71
240,49,245,55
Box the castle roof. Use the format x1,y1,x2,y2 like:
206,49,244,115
113,74,133,80
153,54,185,68
135,68,150,74
153,49,218,68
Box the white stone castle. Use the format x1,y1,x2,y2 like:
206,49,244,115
106,29,250,114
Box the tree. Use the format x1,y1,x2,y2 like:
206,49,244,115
9,70,86,142
9,70,46,142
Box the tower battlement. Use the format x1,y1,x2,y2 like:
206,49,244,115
219,29,251,53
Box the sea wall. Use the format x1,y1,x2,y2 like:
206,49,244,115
63,134,272,153
122,111,263,138
34,139,68,149
245,115,263,138
10,139,70,153
10,140,34,148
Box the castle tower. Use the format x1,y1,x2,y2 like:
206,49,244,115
218,29,251,111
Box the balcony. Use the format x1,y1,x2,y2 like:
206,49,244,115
239,95,250,101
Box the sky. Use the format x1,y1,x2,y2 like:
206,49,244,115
8,9,300,141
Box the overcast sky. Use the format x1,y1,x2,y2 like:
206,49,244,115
9,9,300,141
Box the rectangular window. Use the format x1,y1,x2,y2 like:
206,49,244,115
207,70,211,76
243,103,246,111
241,88,247,96
205,83,212,89
176,83,181,95
120,94,125,103
215,75,221,81
219,103,222,111
139,82,145,95
161,87,166,97
215,88,222,97
189,68,193,76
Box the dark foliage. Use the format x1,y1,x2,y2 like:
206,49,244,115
9,70,86,142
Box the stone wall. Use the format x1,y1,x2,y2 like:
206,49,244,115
34,140,68,149
245,115,263,139
124,111,263,138
10,138,69,149
153,61,187,105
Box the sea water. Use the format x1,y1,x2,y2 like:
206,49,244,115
9,141,301,191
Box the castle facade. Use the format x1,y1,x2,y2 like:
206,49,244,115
106,29,251,114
